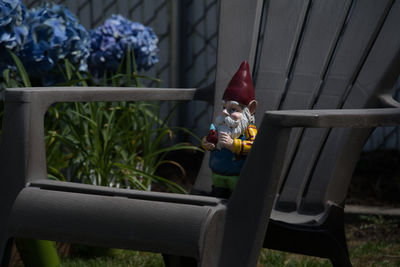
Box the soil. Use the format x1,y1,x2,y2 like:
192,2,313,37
347,149,400,207
347,218,400,243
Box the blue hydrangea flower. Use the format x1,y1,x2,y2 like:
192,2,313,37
0,0,28,72
88,15,159,76
18,3,90,83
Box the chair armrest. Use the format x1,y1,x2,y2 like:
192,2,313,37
5,86,209,107
264,107,400,128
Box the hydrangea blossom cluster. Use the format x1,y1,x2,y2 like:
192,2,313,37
18,3,90,78
0,3,159,86
89,14,159,76
0,0,28,72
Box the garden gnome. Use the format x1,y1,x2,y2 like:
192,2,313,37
202,61,257,198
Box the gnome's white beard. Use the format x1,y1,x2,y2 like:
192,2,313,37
214,107,253,149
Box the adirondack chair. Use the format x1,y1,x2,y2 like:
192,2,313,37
1,0,400,267
189,0,400,266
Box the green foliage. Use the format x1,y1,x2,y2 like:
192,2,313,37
347,216,400,267
8,50,31,87
48,101,200,192
3,48,199,193
258,249,330,266
0,50,31,90
349,241,400,266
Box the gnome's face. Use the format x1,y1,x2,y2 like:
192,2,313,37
215,100,251,139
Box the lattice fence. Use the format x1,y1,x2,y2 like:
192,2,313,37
175,0,218,138
364,81,400,151
23,0,175,88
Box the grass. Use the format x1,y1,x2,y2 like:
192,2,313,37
349,242,400,267
345,216,400,267
60,251,164,267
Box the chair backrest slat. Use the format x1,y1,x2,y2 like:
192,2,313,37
253,0,313,212
254,0,311,113
278,0,352,110
306,0,400,210
315,0,395,110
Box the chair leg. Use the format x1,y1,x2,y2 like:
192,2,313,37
327,230,352,267
264,205,352,266
328,227,352,267
0,238,13,267
325,207,352,267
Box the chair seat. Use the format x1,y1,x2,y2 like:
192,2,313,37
270,209,325,225
28,179,222,206
9,181,226,258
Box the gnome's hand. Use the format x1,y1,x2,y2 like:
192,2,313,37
219,132,234,151
202,136,216,151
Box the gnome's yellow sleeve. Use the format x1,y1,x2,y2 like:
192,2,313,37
232,124,257,155
201,137,211,151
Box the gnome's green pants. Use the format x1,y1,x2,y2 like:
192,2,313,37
211,172,239,192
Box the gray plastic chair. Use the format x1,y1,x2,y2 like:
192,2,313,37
190,0,400,266
1,1,400,267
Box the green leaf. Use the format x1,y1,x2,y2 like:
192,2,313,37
127,175,148,191
75,71,88,87
47,166,66,181
8,50,31,87
126,45,132,86
64,59,74,80
144,144,203,161
115,163,187,194
130,49,141,87
135,74,162,84
155,160,186,178
3,69,10,86
68,109,98,128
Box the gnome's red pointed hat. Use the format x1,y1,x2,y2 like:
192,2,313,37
222,61,255,106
